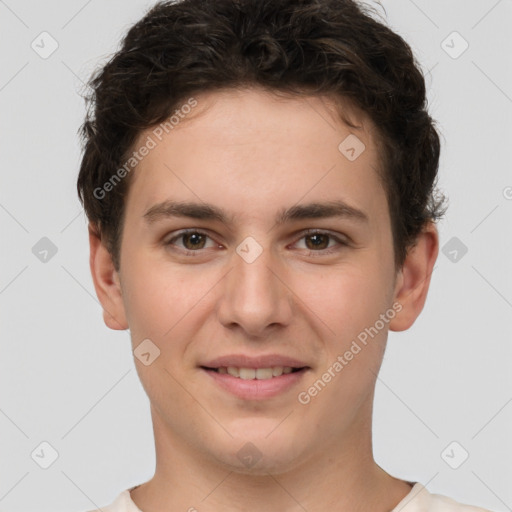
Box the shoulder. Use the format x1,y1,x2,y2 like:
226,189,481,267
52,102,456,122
394,483,494,512
81,489,141,512
428,491,494,512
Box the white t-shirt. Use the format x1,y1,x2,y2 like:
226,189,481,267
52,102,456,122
86,482,493,512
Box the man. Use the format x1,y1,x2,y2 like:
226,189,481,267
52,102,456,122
77,0,492,510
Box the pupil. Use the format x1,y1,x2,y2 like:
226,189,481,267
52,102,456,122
307,234,328,250
184,233,205,249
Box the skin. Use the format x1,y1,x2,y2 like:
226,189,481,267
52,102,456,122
89,86,438,512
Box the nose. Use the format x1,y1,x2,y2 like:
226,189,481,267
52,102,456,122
216,240,293,338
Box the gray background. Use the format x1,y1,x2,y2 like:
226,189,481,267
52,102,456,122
1,0,511,511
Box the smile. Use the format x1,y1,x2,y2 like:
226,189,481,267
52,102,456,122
209,366,302,379
201,366,309,400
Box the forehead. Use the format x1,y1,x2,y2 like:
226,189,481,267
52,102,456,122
124,86,387,227
154,86,378,152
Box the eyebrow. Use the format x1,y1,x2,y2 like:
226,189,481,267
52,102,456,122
142,199,369,226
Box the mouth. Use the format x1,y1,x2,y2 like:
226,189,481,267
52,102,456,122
201,366,306,380
200,364,310,400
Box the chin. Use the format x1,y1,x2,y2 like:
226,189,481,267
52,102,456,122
221,450,305,476
209,428,309,476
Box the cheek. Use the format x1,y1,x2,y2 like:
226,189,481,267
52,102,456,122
123,280,166,338
294,263,389,337
299,268,390,413
121,256,217,349
120,257,180,341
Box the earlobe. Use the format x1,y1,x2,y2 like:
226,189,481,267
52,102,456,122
88,224,128,331
389,222,439,332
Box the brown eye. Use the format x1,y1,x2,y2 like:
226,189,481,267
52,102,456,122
165,229,217,253
304,233,330,250
294,229,349,257
181,232,207,250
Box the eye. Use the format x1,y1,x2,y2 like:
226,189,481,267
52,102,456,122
164,228,349,257
165,229,219,254
293,229,348,256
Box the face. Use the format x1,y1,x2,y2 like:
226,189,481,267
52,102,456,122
93,87,432,475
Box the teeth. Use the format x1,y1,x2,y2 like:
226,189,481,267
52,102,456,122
272,366,283,376
239,368,256,380
255,368,273,380
217,366,297,379
227,366,239,377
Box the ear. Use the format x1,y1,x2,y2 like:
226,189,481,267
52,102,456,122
389,222,439,332
88,224,128,330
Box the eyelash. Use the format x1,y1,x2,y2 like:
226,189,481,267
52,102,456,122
164,228,349,258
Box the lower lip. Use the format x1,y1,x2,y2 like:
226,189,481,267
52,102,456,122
202,368,308,400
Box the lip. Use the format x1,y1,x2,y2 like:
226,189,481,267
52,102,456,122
202,366,309,400
200,354,309,369
199,353,311,400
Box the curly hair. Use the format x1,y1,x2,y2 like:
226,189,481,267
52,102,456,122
77,0,447,272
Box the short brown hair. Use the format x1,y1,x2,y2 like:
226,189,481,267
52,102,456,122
77,0,447,272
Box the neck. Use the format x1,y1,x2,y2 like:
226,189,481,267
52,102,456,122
130,406,412,512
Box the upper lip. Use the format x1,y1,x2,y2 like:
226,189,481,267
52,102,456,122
200,354,309,369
